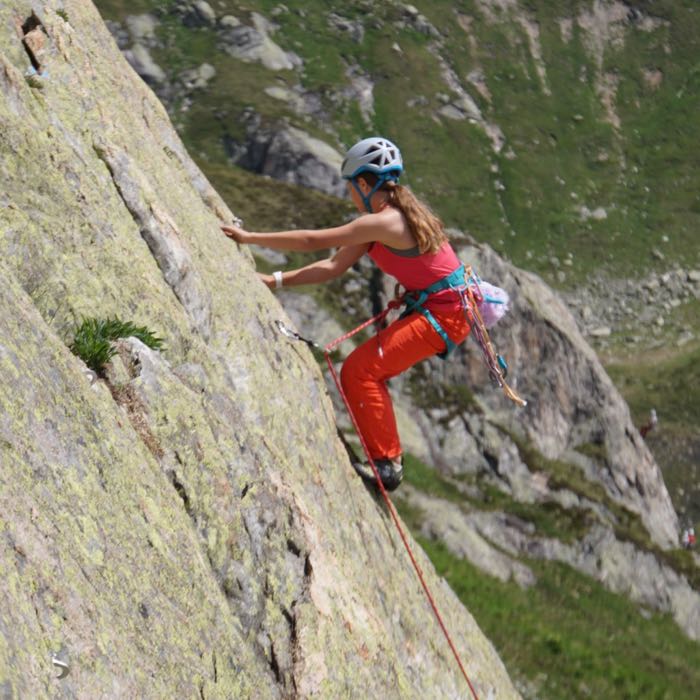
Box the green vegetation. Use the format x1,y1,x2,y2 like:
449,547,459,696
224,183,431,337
203,162,354,233
408,365,482,421
408,535,700,700
402,453,594,544
70,317,164,374
25,74,44,89
94,0,700,499
398,459,700,691
606,337,700,530
402,453,465,504
95,0,700,288
94,0,700,285
500,431,700,590
480,480,594,544
607,342,700,431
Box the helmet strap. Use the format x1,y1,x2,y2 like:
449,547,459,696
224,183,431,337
352,173,398,213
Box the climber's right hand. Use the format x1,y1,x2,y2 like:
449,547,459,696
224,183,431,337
221,223,251,244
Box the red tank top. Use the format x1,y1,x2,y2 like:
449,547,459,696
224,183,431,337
367,241,463,312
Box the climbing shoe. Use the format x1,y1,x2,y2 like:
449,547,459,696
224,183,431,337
352,458,404,492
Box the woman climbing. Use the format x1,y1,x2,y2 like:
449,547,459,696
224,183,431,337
222,137,474,491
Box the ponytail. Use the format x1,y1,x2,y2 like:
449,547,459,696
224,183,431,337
385,182,448,254
358,173,447,254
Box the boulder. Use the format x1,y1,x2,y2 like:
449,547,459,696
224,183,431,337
191,0,217,26
327,13,365,43
219,13,302,71
125,13,158,43
123,44,166,85
227,122,346,198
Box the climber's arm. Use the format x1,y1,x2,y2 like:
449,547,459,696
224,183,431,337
258,244,369,289
222,214,387,251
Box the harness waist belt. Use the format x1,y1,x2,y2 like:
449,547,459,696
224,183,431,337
401,264,466,359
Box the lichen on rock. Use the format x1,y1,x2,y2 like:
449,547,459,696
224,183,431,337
0,2,519,697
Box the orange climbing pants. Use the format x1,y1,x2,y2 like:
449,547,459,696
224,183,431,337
340,309,472,460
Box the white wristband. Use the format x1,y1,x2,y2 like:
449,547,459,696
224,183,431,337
273,270,283,289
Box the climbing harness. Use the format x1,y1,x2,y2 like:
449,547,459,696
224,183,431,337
397,264,527,407
401,264,467,357
275,263,526,406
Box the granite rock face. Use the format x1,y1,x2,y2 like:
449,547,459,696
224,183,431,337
0,2,518,697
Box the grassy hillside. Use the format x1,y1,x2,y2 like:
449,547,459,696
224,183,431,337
396,456,700,699
606,338,700,526
415,536,700,700
96,0,700,282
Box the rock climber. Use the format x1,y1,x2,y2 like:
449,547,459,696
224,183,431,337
222,137,478,491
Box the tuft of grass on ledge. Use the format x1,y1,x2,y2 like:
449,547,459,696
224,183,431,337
70,317,164,374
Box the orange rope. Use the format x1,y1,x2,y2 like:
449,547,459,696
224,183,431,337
325,320,480,700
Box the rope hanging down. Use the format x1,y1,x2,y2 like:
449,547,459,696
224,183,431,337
324,313,480,700
463,266,527,408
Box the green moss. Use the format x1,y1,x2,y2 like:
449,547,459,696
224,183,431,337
478,478,594,544
574,441,609,464
25,74,44,90
403,453,594,544
402,453,466,504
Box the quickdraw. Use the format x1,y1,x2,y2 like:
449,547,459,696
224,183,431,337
462,265,527,407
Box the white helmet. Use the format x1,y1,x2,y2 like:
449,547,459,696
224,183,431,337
341,137,403,180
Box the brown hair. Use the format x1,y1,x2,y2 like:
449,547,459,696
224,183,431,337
360,174,448,254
